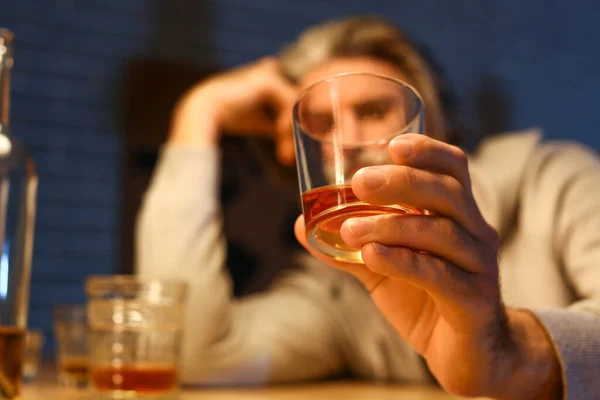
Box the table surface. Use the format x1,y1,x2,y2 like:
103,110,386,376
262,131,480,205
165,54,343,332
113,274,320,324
20,365,490,400
22,382,489,400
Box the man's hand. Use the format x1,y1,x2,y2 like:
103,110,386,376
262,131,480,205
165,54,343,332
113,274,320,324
170,57,298,165
295,134,562,399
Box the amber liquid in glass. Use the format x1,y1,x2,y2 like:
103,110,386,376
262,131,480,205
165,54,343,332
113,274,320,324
59,357,89,387
303,184,422,263
91,364,177,393
0,327,24,399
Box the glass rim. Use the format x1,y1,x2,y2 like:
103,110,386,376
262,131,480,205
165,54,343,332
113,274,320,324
293,72,424,146
85,274,188,296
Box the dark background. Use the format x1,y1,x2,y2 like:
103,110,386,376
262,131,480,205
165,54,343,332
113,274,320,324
0,0,598,357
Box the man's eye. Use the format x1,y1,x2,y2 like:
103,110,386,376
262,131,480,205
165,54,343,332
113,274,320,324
307,115,334,134
356,104,389,120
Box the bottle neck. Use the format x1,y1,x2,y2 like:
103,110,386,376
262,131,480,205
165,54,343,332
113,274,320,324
0,29,14,136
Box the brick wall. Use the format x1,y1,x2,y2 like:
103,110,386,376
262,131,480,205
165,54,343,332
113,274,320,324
0,0,598,356
0,0,158,355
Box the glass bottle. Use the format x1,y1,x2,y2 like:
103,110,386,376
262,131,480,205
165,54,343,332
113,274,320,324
0,28,38,400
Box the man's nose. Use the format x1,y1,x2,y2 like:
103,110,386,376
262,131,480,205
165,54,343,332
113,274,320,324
338,112,364,145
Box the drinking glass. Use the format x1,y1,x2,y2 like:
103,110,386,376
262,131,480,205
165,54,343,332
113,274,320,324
54,304,89,388
86,275,188,400
294,72,425,263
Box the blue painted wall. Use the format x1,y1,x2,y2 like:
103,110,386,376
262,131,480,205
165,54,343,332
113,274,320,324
0,0,598,356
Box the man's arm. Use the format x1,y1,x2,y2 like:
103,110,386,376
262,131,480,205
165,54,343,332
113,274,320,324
292,134,589,399
135,145,345,384
527,143,600,399
134,58,350,384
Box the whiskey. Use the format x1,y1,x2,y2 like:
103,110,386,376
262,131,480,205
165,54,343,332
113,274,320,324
58,357,89,387
302,184,422,263
0,327,24,399
91,364,177,393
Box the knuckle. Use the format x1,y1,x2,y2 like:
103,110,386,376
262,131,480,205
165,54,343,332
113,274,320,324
392,214,409,236
399,166,419,191
253,57,280,83
393,247,422,277
449,177,469,209
436,217,463,246
454,274,474,301
401,215,428,237
259,56,278,67
408,135,434,165
406,249,423,276
439,175,467,212
411,134,428,153
427,255,444,284
439,260,455,285
450,145,469,167
436,257,472,300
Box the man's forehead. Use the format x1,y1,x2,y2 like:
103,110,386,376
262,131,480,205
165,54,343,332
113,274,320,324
302,83,402,113
297,56,408,89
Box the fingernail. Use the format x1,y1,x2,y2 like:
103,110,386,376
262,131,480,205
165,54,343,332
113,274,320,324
347,219,374,237
390,137,414,158
372,243,390,256
360,168,387,189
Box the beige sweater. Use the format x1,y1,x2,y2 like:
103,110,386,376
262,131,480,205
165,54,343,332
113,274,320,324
136,130,600,398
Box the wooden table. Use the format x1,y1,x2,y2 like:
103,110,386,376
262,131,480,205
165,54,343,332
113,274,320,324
20,364,490,400
21,380,489,400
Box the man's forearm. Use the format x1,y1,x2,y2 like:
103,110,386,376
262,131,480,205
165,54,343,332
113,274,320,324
169,84,222,149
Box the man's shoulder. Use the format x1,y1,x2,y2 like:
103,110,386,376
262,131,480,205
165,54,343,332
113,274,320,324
469,129,600,234
473,128,600,182
471,128,541,165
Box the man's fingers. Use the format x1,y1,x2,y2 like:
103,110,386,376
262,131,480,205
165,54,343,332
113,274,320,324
275,108,295,165
351,165,489,239
389,134,471,188
360,244,485,311
340,215,497,274
276,136,295,166
293,215,386,291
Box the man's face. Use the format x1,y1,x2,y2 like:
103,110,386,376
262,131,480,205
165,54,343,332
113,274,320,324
279,56,410,166
293,57,415,183
298,58,411,144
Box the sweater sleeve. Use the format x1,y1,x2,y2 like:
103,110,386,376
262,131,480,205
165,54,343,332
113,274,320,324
135,144,344,385
533,308,600,400
528,143,600,400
